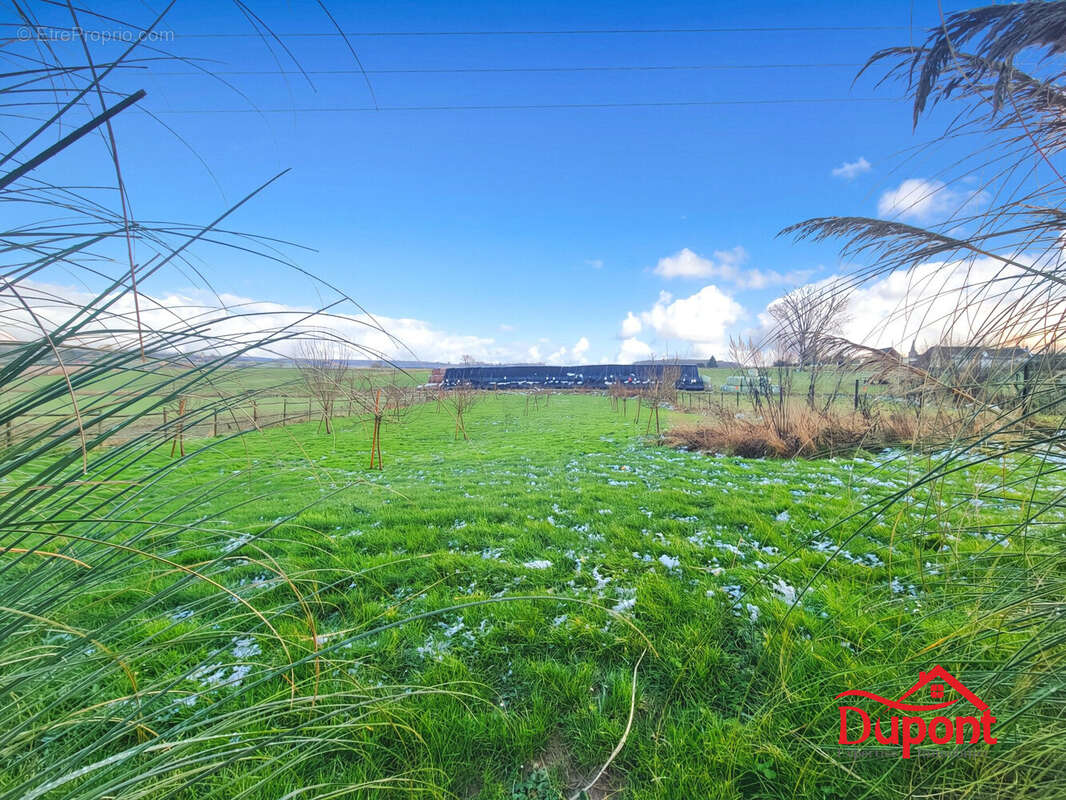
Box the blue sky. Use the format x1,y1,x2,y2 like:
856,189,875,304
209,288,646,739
8,0,987,363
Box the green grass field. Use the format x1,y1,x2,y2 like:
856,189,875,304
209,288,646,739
3,392,1057,798
3,365,433,448
7,365,431,413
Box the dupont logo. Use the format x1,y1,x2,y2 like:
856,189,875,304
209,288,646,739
836,665,997,759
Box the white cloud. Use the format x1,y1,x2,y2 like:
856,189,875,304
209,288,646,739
652,246,810,290
499,323,515,332
877,178,988,224
530,337,592,364
620,311,642,337
740,267,814,291
586,258,604,269
653,246,746,280
617,337,653,363
618,285,745,360
832,156,871,180
1,280,517,365
640,288,744,345
756,256,1055,354
839,259,1031,350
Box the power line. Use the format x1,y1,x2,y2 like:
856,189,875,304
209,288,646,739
146,62,863,77
153,97,899,114
2,24,914,38
179,25,913,38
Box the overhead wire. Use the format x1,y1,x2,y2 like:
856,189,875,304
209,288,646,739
147,97,902,114
0,23,918,38
143,62,865,77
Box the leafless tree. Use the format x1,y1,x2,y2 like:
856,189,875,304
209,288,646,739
295,338,350,435
640,362,681,435
340,373,415,469
441,385,480,441
767,286,850,408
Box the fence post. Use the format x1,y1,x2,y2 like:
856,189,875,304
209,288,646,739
1021,361,1033,414
213,411,218,437
283,398,288,425
854,379,860,410
252,400,258,425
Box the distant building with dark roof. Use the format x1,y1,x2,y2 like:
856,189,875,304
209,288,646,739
440,363,704,390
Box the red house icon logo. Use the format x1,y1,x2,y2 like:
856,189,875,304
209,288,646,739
836,666,997,758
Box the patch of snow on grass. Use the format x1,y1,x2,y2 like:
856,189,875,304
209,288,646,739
771,578,797,606
658,554,681,572
231,636,261,659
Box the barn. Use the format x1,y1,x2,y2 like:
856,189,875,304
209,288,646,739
440,364,705,390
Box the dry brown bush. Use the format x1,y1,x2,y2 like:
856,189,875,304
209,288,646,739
664,403,1000,459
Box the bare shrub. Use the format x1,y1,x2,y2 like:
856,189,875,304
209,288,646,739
665,400,999,459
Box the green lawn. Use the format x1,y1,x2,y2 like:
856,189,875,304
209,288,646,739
3,393,1058,798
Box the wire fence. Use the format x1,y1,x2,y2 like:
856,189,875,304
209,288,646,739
6,388,439,451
